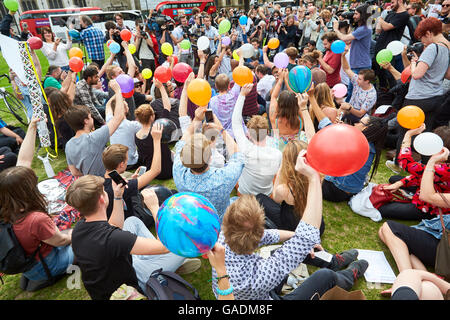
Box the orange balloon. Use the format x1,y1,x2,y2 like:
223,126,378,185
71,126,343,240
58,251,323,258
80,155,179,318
187,79,212,107
267,38,280,49
69,47,83,59
397,105,425,129
232,66,253,87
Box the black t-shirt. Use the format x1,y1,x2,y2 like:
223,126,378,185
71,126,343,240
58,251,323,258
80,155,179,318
104,177,139,220
375,10,410,53
72,220,139,300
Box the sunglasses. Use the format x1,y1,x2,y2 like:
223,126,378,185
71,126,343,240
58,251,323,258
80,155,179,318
443,4,450,7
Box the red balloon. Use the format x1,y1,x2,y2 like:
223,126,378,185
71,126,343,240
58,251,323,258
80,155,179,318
120,29,132,42
122,89,134,98
306,124,370,177
172,62,193,83
401,66,411,84
171,55,178,65
69,57,84,73
27,36,43,50
154,66,172,83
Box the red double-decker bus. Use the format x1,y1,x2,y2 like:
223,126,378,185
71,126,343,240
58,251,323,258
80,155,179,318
155,0,216,19
19,7,102,38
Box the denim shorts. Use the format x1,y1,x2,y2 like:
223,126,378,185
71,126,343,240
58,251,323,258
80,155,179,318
23,245,74,281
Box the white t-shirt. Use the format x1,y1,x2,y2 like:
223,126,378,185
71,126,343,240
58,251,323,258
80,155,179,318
257,75,276,101
106,115,142,165
41,40,72,67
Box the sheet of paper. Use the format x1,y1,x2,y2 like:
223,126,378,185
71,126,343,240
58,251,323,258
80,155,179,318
357,249,397,284
374,105,391,115
0,34,26,84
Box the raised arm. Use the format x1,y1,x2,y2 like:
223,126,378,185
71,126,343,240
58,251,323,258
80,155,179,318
197,50,207,79
106,79,125,136
419,147,450,206
98,52,116,78
297,93,315,142
341,47,355,79
16,116,39,168
231,84,254,151
269,68,287,125
153,78,171,112
122,41,136,78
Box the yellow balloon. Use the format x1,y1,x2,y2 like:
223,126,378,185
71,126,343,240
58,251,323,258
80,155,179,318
187,79,212,107
232,49,240,61
142,68,153,79
161,42,173,56
128,44,136,54
267,38,280,50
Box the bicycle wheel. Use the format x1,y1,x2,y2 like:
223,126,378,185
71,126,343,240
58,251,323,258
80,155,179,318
3,90,30,126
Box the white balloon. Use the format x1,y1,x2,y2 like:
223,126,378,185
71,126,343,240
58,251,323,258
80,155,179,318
197,36,210,51
413,132,444,156
240,43,255,59
387,40,404,56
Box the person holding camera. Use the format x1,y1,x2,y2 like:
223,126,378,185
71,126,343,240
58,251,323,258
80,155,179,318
105,21,127,72
315,9,336,52
278,15,297,51
134,20,157,75
298,9,319,47
204,15,220,54
172,15,189,55
334,4,373,101
159,19,178,65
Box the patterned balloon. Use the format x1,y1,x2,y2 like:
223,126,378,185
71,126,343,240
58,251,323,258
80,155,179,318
156,192,221,258
288,65,312,93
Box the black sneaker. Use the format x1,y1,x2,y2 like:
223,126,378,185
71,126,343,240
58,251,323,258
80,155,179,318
348,259,369,282
328,249,359,271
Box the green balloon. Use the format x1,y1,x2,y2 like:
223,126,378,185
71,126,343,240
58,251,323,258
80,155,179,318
180,39,191,50
376,49,393,65
218,19,231,35
4,0,19,11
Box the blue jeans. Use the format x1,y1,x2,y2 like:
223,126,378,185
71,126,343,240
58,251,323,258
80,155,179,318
21,94,34,120
123,216,186,293
345,66,371,102
23,245,74,281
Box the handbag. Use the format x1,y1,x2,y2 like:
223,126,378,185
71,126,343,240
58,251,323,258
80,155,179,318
369,183,410,210
435,193,450,281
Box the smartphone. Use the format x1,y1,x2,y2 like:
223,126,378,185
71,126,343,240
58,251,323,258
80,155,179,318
313,250,333,263
108,170,128,186
205,110,214,123
138,166,146,176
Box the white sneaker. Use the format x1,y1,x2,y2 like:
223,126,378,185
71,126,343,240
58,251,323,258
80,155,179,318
175,258,201,275
385,160,401,174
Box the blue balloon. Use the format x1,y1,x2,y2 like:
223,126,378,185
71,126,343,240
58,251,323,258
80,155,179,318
288,66,312,93
331,40,346,54
109,42,120,54
239,15,248,25
156,192,221,258
68,29,80,40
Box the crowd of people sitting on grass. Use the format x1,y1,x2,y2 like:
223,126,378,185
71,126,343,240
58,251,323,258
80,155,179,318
0,0,450,300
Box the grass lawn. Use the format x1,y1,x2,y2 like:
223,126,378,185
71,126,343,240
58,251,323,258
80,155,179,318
0,50,419,301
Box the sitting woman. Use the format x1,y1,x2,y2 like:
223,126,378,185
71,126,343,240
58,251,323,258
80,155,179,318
322,116,388,202
310,82,337,128
268,69,315,151
44,88,75,150
378,147,450,296
0,117,73,292
379,124,450,220
150,79,180,128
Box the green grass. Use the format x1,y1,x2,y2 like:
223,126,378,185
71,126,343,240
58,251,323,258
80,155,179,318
0,50,418,301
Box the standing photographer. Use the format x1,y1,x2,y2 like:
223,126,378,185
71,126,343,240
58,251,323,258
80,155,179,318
159,18,178,65
134,20,157,76
278,15,297,51
105,21,127,71
172,15,189,55
204,15,220,54
333,4,372,101
316,9,337,52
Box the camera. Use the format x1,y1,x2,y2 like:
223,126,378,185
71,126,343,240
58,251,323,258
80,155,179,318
340,10,355,25
406,42,424,60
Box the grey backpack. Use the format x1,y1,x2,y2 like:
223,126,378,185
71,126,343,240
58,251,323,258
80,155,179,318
144,268,201,300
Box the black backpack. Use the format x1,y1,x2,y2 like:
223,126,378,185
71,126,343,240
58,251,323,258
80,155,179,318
0,222,54,283
144,268,201,300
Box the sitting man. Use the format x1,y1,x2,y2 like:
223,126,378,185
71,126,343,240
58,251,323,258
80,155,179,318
211,151,368,300
43,65,73,93
101,130,162,223
172,107,245,221
66,176,193,300
64,79,125,177
73,65,105,126
339,47,377,124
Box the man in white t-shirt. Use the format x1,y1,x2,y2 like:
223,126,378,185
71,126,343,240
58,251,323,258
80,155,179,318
339,49,377,124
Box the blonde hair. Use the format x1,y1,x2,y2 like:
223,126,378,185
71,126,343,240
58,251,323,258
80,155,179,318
312,82,335,122
222,195,265,255
215,73,230,92
102,144,129,171
246,115,269,142
278,140,309,218
66,175,105,217
135,104,155,124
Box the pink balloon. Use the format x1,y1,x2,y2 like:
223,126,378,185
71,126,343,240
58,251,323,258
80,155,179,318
274,52,289,68
222,36,231,46
332,83,347,98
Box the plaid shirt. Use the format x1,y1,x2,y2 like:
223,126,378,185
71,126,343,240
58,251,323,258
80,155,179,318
80,25,105,61
74,79,105,124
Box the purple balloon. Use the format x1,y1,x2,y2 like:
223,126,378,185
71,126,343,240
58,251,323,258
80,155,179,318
116,74,134,94
274,52,289,68
222,36,231,46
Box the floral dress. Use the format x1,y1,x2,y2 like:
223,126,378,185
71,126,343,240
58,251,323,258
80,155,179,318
398,147,450,215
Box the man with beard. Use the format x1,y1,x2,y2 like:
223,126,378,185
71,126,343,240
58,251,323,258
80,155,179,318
73,65,105,126
374,0,410,89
